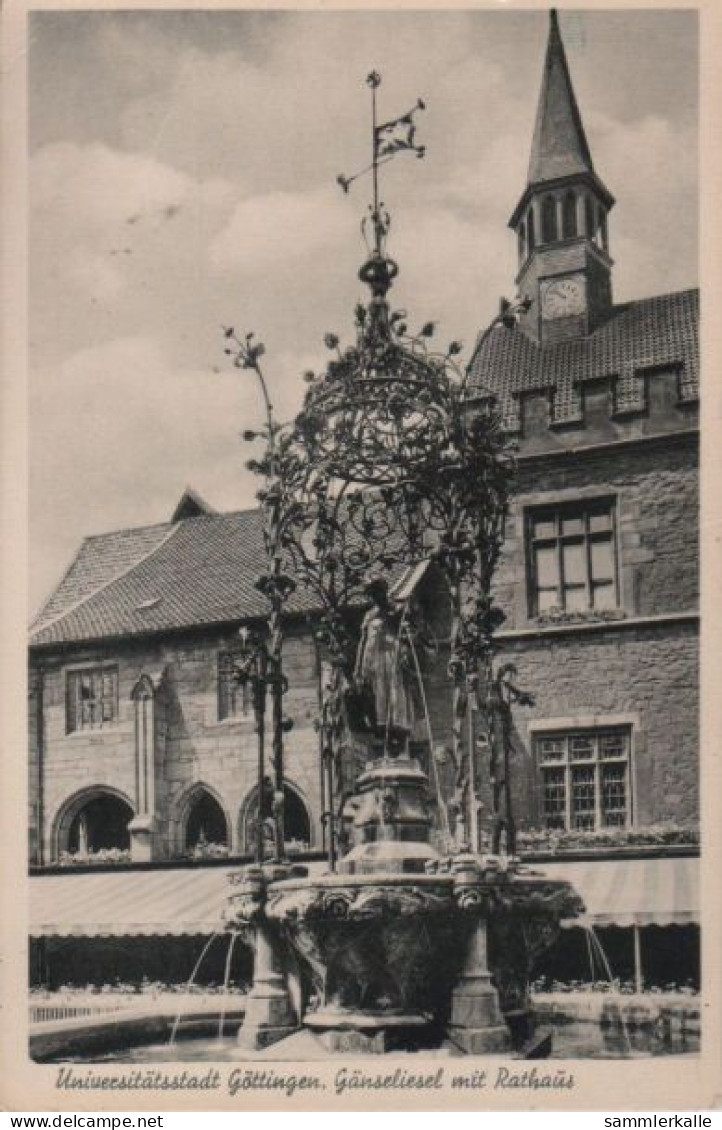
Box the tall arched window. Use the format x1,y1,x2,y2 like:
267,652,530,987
527,208,536,251
541,195,557,244
562,191,577,238
242,781,312,855
184,790,229,851
600,210,609,252
67,794,134,854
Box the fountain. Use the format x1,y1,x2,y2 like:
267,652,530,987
27,72,699,1068
218,72,583,1058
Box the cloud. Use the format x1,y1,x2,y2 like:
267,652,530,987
30,140,238,366
29,336,260,611
209,185,350,274
27,10,699,613
588,112,698,299
32,142,198,229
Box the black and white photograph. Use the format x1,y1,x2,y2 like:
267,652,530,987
4,0,718,1109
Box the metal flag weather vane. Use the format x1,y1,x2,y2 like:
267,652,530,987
337,71,426,255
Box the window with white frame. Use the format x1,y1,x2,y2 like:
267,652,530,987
526,498,618,616
218,652,252,720
534,728,631,831
66,667,118,732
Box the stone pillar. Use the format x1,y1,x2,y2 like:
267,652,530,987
130,672,164,861
128,814,155,863
237,919,298,1051
446,915,510,1054
576,191,586,237
555,195,564,241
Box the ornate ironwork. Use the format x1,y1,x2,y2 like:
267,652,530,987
223,75,535,863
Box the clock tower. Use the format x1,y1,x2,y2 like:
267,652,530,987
509,10,614,345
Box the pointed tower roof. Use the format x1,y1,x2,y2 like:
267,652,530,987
527,9,593,185
509,10,613,229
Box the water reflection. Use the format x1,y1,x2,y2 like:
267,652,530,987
55,1019,699,1063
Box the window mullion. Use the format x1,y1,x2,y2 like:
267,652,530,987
594,737,601,831
556,510,564,608
585,514,593,609
564,741,571,830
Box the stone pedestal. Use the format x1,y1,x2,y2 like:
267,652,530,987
446,917,510,1054
237,919,298,1051
341,755,438,875
306,1011,432,1055
128,815,156,863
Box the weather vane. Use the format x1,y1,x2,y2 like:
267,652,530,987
337,72,426,256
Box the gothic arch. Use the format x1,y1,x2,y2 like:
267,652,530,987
52,785,135,860
239,780,313,854
131,673,155,701
174,783,231,854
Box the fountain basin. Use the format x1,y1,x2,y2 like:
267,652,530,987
31,1002,246,1063
224,858,585,1053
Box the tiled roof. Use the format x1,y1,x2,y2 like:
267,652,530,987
467,288,699,431
29,510,317,648
30,522,175,634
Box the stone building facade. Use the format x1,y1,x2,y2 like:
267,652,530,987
467,10,699,845
29,614,324,865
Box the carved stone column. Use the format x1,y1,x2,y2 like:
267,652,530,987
228,865,300,1052
237,919,298,1051
129,671,164,862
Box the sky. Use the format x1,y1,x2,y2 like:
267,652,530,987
28,8,698,616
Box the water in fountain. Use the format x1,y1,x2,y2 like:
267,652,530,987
405,626,453,852
582,923,633,1054
218,931,240,1040
168,932,226,1045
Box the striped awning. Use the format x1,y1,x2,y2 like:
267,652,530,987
538,856,699,928
30,868,231,937
29,855,699,937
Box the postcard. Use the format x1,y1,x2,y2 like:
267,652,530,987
1,0,720,1112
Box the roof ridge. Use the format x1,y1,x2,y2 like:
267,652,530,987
29,522,184,640
29,536,95,632
79,506,258,544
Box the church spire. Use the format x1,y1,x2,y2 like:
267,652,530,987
527,8,593,186
508,10,615,345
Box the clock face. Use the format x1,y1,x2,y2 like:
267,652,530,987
542,276,585,319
